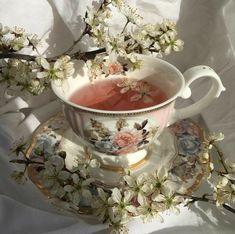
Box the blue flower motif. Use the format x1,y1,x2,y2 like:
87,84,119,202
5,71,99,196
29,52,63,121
34,134,58,156
94,140,118,154
178,134,201,156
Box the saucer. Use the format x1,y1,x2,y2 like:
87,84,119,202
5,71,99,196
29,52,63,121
27,113,207,210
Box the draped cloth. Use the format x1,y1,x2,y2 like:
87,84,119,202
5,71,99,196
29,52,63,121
0,0,235,233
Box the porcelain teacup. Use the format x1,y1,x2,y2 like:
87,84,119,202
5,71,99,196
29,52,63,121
52,55,225,166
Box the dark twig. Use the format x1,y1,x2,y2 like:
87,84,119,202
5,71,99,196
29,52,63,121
181,194,235,214
64,24,91,55
0,47,106,62
213,143,229,174
9,159,44,165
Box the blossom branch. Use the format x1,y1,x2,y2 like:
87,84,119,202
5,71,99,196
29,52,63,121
212,143,229,174
0,48,106,62
121,19,129,34
9,159,44,166
182,194,235,214
64,23,91,55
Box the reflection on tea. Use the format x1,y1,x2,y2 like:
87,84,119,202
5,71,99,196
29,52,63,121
69,78,167,111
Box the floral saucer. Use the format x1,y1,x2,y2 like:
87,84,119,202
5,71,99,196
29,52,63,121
27,113,206,213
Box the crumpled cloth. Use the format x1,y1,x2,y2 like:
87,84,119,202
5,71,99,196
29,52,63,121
0,0,235,233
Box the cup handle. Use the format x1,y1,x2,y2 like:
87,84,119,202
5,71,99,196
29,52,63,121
168,65,226,125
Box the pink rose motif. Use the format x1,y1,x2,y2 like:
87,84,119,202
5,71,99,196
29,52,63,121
112,131,143,154
108,62,123,75
113,131,142,147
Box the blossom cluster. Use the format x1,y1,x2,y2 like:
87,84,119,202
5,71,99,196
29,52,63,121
92,168,183,227
37,147,100,211
84,1,183,80
0,55,74,96
0,24,74,96
0,1,183,96
9,129,235,233
0,24,40,52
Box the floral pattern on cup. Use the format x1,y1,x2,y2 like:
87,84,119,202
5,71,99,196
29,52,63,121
86,118,156,155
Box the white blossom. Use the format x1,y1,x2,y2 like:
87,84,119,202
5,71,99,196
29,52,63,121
92,188,110,221
147,167,176,200
120,5,143,25
123,173,150,205
64,173,94,206
72,147,100,178
36,56,74,80
108,188,137,224
153,187,184,214
0,23,9,36
11,26,25,36
137,196,164,223
39,155,70,198
10,37,29,51
107,34,127,56
108,0,124,8
28,34,41,48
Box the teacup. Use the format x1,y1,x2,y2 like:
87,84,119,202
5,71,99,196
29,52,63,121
52,55,225,168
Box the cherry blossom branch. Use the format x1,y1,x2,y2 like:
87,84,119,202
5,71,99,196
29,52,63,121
64,23,91,55
212,143,229,174
182,194,235,214
0,48,106,62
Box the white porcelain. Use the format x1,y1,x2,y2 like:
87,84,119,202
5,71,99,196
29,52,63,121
63,126,177,186
51,55,225,166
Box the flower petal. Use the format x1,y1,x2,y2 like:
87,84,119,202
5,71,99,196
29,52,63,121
97,188,107,202
126,205,137,214
111,188,122,203
37,71,48,79
157,167,168,181
123,175,136,187
152,194,165,202
124,190,134,203
40,58,50,70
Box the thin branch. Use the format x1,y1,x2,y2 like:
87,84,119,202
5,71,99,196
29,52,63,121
121,19,129,34
181,194,235,214
9,158,72,173
0,53,36,61
64,24,91,55
213,143,229,174
0,47,106,62
10,159,44,165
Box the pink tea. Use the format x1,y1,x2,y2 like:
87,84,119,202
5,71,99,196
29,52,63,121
69,78,167,111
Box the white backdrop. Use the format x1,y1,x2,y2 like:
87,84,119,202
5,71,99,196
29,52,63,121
0,0,235,233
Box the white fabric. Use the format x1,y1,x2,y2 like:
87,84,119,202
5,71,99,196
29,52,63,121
0,0,235,233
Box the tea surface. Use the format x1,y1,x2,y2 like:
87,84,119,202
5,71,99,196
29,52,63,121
69,78,167,111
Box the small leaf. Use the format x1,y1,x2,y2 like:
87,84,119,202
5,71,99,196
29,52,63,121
134,123,142,130
141,119,148,128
